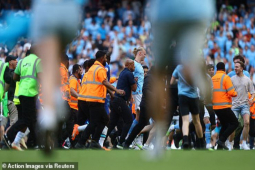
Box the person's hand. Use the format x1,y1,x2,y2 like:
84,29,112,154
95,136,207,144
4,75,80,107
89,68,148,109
116,89,125,96
134,77,138,82
249,98,254,106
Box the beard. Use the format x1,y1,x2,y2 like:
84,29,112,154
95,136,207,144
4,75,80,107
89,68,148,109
103,61,106,66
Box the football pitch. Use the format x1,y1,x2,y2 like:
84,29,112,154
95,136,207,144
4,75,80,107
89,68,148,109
0,150,253,170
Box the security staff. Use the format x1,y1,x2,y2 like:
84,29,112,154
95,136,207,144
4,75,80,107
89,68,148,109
212,62,239,150
75,50,125,149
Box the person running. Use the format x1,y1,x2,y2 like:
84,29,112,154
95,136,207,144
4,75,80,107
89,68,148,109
69,64,82,124
106,59,137,149
170,65,204,149
75,50,125,149
212,62,239,150
231,61,254,150
5,52,41,151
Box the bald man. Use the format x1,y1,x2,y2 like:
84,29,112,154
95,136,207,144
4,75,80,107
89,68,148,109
105,59,137,149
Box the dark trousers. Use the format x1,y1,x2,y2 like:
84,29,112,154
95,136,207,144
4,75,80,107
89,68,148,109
249,117,255,149
106,97,133,144
7,96,37,146
79,102,109,144
125,104,149,146
71,108,78,125
77,100,89,125
214,108,239,142
205,105,216,127
58,101,74,146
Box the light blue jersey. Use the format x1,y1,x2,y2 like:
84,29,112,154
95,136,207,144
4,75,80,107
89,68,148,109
228,70,250,78
172,65,198,98
132,60,144,95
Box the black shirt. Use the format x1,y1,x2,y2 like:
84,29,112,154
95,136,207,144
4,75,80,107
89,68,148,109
140,72,153,107
7,69,16,101
115,68,136,101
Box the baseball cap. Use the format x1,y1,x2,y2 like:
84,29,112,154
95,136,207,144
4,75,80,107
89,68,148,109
5,55,18,62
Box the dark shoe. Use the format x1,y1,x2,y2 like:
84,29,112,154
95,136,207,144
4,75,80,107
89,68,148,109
74,142,85,149
116,142,124,149
89,141,102,149
216,140,229,150
3,134,11,149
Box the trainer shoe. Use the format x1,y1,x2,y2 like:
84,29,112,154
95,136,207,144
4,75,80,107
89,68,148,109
72,124,79,141
216,140,229,150
89,141,103,150
20,138,27,149
241,142,250,150
142,144,152,150
3,134,12,149
11,143,23,151
74,142,85,149
116,142,124,149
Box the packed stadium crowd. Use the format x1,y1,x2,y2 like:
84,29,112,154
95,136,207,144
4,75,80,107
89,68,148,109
1,0,255,152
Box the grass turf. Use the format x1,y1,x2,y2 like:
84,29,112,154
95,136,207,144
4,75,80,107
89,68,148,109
0,150,253,170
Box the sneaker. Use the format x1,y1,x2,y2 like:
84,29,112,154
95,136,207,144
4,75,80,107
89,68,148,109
72,124,79,141
116,142,124,149
11,143,23,151
89,141,102,149
206,143,212,149
182,141,189,150
74,142,85,149
241,142,250,150
142,144,152,150
20,138,27,149
216,140,229,150
3,134,12,149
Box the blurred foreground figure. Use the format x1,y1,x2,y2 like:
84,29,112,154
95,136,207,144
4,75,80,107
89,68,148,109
31,0,85,152
149,0,215,157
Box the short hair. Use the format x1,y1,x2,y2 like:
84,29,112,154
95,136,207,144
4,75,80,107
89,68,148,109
106,51,111,62
61,53,69,62
83,60,89,69
233,55,245,64
88,59,96,68
207,64,214,70
142,65,149,70
95,50,106,59
133,47,144,56
72,64,81,74
216,62,225,71
235,61,245,69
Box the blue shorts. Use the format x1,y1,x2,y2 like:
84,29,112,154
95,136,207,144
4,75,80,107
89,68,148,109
232,104,250,118
214,126,221,134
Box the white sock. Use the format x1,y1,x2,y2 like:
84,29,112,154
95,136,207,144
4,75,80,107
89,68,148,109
24,128,30,136
39,107,57,130
99,126,108,147
78,124,88,132
243,141,247,145
13,132,25,145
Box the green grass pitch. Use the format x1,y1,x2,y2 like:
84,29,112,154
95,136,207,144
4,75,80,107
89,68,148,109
0,150,253,170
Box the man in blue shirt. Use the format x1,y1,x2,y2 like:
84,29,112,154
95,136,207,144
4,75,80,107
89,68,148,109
170,65,204,149
228,55,250,78
105,59,137,148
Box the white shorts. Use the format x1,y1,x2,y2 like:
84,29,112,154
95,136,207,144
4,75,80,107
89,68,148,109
204,106,210,118
133,94,142,111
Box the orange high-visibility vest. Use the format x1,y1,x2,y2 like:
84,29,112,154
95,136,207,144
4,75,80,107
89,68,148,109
79,61,107,103
38,84,43,105
248,93,255,119
212,71,237,110
60,63,70,101
69,75,81,110
78,72,88,101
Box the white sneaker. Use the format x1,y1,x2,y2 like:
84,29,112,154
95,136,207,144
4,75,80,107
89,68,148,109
11,143,23,151
142,144,152,150
206,143,212,149
241,142,250,150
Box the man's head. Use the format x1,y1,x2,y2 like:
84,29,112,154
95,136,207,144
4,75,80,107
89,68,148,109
88,59,96,69
125,59,135,72
5,55,18,69
216,62,225,71
106,51,111,64
61,53,69,68
235,61,244,76
72,64,82,79
83,60,89,72
133,47,146,62
142,65,149,76
95,50,107,66
207,64,214,77
233,55,245,64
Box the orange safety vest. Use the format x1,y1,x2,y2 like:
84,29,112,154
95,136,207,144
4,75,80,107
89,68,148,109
38,84,43,105
69,75,81,110
60,63,70,101
78,72,88,101
79,61,107,103
248,93,255,119
212,71,237,110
